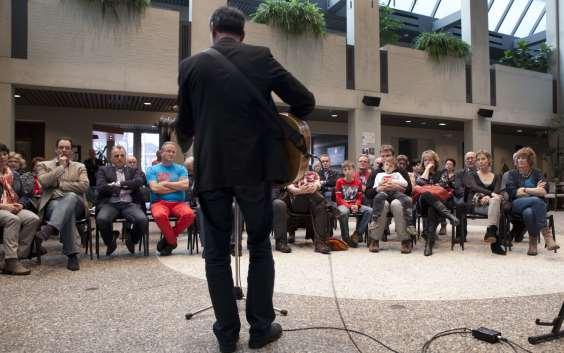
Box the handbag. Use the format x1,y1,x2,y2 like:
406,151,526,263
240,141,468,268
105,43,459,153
412,184,452,202
326,237,349,251
201,48,311,186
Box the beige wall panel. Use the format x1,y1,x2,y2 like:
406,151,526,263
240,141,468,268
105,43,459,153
494,64,553,116
354,0,379,92
1,0,179,94
0,84,15,149
0,0,10,58
385,45,467,105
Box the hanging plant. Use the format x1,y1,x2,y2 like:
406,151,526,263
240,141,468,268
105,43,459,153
380,5,403,46
499,40,552,73
251,0,326,37
413,32,470,62
79,0,151,20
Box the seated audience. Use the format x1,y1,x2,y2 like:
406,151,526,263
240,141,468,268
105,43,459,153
284,170,334,254
464,150,505,255
415,150,459,256
502,147,559,255
318,154,340,202
96,146,148,255
368,157,416,254
22,156,45,212
272,187,291,253
0,143,40,275
438,158,456,235
7,152,25,173
356,154,372,192
36,137,89,271
365,146,413,253
147,142,195,256
335,161,372,248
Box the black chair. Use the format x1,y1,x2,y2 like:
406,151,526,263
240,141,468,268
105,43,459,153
75,213,93,260
94,210,149,259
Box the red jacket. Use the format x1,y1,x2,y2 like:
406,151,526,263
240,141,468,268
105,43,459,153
335,177,363,208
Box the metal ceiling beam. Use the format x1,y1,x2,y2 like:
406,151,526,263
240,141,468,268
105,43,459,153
511,0,534,36
431,0,442,18
495,0,515,32
529,7,546,36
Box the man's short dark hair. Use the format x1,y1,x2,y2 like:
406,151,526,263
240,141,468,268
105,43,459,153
0,143,9,154
210,6,245,36
55,137,73,147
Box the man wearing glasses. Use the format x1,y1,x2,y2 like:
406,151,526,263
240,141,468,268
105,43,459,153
36,137,89,271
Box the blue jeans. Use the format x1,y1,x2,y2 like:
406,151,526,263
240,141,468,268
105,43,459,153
337,205,372,239
511,197,547,238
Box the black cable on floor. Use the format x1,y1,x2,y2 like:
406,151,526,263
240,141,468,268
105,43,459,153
500,337,534,353
282,254,402,353
420,328,472,353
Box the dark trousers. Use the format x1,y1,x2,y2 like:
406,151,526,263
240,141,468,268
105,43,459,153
199,183,274,346
96,202,147,246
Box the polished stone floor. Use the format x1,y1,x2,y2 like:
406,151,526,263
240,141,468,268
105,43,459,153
1,212,564,353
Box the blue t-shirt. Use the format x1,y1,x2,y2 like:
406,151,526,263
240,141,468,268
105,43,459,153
146,163,189,202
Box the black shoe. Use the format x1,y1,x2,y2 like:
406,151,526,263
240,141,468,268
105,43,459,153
424,239,434,256
490,242,507,255
106,241,117,256
156,238,167,252
287,231,295,244
275,242,291,253
125,238,135,254
36,224,57,241
249,323,282,349
159,243,177,257
219,334,239,353
67,254,80,271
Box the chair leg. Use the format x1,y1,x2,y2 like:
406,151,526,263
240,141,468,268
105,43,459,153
35,236,41,264
88,218,93,260
95,227,100,259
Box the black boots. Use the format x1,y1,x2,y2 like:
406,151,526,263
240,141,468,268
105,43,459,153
432,201,459,226
484,225,498,243
424,218,436,257
490,242,506,255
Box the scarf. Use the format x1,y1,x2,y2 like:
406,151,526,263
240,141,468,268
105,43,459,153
0,167,19,205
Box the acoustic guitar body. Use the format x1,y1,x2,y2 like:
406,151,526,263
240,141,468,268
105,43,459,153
278,113,311,185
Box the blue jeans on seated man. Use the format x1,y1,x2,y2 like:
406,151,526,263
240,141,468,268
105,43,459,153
337,204,372,241
511,196,547,238
44,192,85,256
198,182,275,348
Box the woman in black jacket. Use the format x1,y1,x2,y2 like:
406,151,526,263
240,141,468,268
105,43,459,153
415,150,459,256
465,150,505,255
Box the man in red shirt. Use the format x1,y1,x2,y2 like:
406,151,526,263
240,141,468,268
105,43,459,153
335,161,373,247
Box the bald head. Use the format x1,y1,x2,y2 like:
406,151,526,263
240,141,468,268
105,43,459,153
184,156,194,173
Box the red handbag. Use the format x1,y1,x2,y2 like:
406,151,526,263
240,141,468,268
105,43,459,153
412,185,452,202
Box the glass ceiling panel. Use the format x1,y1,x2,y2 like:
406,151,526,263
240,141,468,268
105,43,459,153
533,13,546,34
498,0,530,34
434,0,461,18
514,1,544,37
412,0,439,16
488,0,512,31
387,0,414,11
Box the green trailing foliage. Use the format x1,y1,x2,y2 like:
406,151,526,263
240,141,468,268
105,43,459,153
413,32,470,62
251,0,326,37
380,5,403,46
80,0,151,19
499,40,552,73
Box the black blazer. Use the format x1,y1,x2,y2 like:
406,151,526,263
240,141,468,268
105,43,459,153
175,37,315,193
95,166,146,209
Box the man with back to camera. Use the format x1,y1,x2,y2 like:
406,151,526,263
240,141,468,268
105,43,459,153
174,6,315,353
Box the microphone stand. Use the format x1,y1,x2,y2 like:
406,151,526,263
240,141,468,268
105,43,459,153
186,200,288,320
528,301,564,344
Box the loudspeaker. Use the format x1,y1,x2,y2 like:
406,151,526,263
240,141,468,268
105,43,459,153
477,108,493,118
362,95,381,107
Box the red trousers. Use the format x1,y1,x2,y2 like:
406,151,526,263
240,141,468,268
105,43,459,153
151,201,195,246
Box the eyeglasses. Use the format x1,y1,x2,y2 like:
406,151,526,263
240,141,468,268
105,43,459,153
57,146,72,150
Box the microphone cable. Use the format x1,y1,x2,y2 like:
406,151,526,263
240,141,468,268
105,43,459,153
282,254,402,353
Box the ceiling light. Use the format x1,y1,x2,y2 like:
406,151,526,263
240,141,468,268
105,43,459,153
438,123,447,126
516,129,523,133
331,114,339,118
405,120,412,123
143,102,152,106
421,122,427,125
13,94,21,98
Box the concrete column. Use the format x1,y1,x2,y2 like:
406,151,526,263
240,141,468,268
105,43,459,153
461,0,490,105
190,0,226,54
0,0,10,58
347,106,381,162
464,118,491,153
0,83,15,149
546,0,564,178
352,0,380,92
